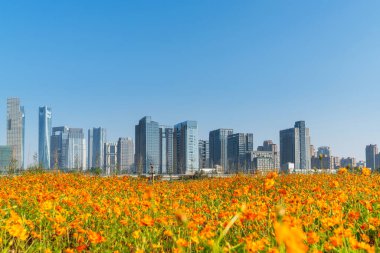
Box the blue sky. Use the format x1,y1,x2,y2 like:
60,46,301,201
0,1,379,165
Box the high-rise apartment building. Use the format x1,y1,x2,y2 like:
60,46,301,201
227,133,253,173
173,121,199,174
88,127,107,169
7,98,25,169
117,137,134,173
246,150,276,173
51,127,86,170
159,126,173,174
365,144,378,171
280,121,311,171
38,106,52,169
199,139,209,169
209,129,233,173
104,142,117,175
135,116,160,174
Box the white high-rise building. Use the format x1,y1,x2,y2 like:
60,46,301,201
7,98,25,169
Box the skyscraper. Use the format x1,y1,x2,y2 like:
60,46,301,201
135,116,160,174
280,121,311,171
38,106,52,169
209,129,233,173
117,137,134,173
159,126,173,174
227,133,253,173
173,121,199,174
6,98,25,169
51,127,86,170
199,139,209,169
104,142,117,175
88,127,107,169
366,144,378,171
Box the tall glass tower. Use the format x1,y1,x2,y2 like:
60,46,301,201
7,98,25,169
38,106,52,169
135,116,160,174
173,121,199,174
88,127,107,169
209,129,233,173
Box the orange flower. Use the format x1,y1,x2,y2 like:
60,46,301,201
264,179,275,190
176,238,188,247
88,231,106,244
307,232,319,244
362,167,371,176
140,215,154,226
274,222,308,253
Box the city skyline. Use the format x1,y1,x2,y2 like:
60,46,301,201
0,99,376,173
0,98,377,166
1,1,380,164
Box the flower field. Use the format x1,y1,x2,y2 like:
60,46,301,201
0,169,379,252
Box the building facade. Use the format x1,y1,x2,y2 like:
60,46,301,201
38,106,52,169
246,150,276,173
88,127,107,169
209,129,233,173
117,137,134,173
317,146,331,157
365,144,378,171
135,117,160,174
0,146,13,173
51,127,86,170
104,142,118,175
173,121,199,174
159,126,173,174
280,121,311,171
340,157,356,168
227,133,253,173
198,139,209,169
7,98,25,169
257,140,280,170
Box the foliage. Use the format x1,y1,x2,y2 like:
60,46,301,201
0,169,378,252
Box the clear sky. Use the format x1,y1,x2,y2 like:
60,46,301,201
0,1,379,165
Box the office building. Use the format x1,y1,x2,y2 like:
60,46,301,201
317,146,331,157
257,140,280,169
38,106,52,169
365,144,378,171
209,129,233,173
246,150,276,173
173,121,199,174
0,146,13,172
51,127,86,170
117,137,134,173
199,139,209,169
280,121,311,171
135,116,160,174
6,98,25,169
340,157,356,168
88,127,107,169
311,155,335,170
310,145,316,158
159,126,173,174
104,142,117,175
227,133,253,173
